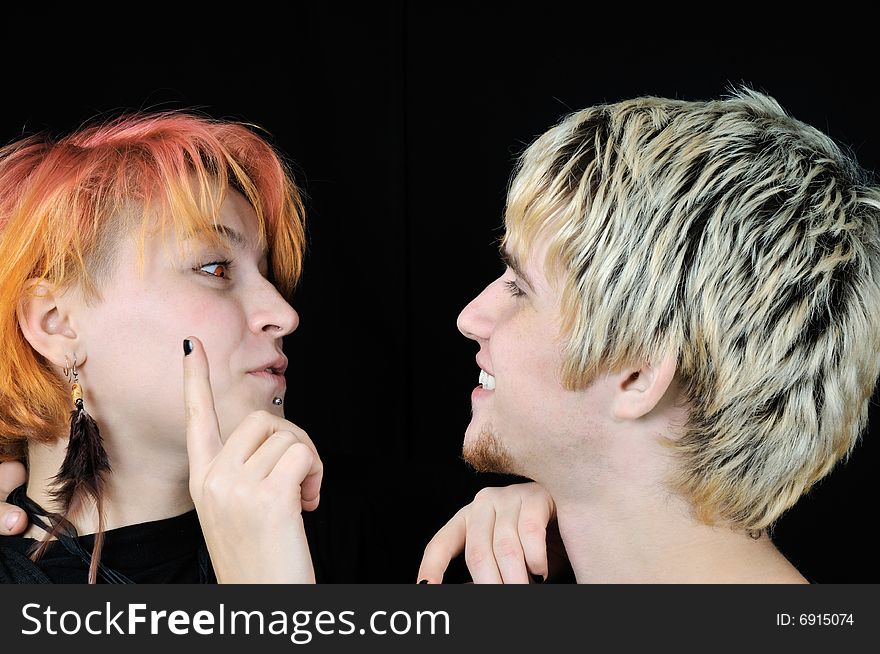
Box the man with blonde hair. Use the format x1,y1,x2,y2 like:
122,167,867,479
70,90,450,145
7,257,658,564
422,89,880,583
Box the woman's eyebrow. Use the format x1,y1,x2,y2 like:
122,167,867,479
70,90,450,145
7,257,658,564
214,224,247,247
191,224,268,259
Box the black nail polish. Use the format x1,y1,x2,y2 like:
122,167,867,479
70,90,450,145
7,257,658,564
530,573,544,584
183,339,193,356
418,579,429,585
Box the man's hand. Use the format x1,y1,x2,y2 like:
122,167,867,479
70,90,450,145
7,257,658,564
0,460,26,535
183,336,322,583
418,482,565,584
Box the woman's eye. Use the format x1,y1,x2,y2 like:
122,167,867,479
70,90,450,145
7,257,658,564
197,261,231,279
504,279,525,298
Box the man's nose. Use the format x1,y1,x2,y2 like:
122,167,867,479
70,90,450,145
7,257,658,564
457,283,496,342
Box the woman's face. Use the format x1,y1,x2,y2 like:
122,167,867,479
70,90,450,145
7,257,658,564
72,190,299,457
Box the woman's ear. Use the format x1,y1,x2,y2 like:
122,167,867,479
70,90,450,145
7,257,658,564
16,279,83,367
611,355,678,421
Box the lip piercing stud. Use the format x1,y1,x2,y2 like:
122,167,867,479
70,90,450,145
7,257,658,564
273,397,283,406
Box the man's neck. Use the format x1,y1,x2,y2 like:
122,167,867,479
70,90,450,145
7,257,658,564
23,433,193,539
552,489,807,584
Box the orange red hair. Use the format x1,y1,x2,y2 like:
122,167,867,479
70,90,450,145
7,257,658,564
0,112,306,459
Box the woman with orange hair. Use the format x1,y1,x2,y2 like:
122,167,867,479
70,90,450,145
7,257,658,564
0,111,565,585
0,112,322,583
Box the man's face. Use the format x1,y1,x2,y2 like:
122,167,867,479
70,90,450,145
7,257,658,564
457,239,609,477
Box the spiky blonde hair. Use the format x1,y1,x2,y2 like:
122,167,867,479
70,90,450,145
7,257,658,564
504,90,880,530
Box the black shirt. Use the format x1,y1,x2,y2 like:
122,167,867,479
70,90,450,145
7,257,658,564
0,508,214,583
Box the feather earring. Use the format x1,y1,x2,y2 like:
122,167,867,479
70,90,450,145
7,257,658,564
41,354,112,583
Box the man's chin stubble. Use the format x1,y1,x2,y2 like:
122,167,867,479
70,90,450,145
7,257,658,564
462,423,515,474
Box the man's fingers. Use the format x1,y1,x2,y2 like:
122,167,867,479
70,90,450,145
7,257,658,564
0,503,26,535
183,337,223,474
417,511,467,584
0,460,26,497
0,461,27,536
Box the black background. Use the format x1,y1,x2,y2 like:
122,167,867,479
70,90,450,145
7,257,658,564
2,5,876,582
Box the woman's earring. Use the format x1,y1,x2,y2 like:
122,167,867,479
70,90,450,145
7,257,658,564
50,354,111,583
55,354,112,510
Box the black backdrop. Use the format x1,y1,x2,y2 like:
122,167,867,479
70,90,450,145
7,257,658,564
2,5,876,582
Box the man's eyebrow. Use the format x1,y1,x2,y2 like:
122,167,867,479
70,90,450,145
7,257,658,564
500,248,534,291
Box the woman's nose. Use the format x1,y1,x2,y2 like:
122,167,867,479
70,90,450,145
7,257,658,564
250,280,300,336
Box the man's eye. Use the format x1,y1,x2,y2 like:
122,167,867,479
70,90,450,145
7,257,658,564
196,261,231,278
504,279,525,297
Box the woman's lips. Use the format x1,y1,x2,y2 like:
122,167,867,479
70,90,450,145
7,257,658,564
248,370,287,390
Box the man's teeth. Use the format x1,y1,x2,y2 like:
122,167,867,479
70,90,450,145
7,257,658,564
478,370,496,390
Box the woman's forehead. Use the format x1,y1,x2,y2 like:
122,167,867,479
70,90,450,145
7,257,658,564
213,190,264,248
102,191,266,278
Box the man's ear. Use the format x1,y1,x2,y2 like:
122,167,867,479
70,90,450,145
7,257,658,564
611,355,678,421
16,279,84,368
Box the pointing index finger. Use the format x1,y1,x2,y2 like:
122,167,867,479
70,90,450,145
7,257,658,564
183,337,222,474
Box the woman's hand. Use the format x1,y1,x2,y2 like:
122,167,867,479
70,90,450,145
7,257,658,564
417,482,566,584
0,460,27,535
183,336,322,583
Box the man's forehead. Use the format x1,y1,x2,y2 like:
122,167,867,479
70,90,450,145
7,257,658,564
499,246,524,271
500,245,536,291
501,234,562,292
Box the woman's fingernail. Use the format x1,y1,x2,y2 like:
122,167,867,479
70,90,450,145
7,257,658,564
183,339,193,356
530,573,545,584
418,579,430,584
4,510,22,531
